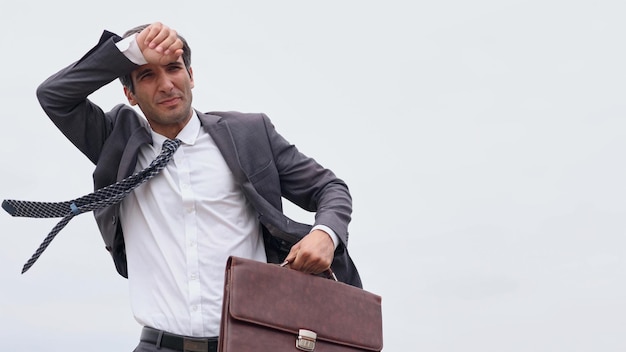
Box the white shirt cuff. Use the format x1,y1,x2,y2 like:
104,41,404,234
311,225,339,249
115,33,147,65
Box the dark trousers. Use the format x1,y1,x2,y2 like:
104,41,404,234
134,341,182,352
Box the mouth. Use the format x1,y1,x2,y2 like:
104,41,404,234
158,96,182,107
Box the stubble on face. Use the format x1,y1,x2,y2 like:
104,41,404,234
127,59,195,139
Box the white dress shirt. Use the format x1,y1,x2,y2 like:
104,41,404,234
120,115,267,337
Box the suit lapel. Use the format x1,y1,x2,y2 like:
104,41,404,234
117,126,151,181
198,112,249,184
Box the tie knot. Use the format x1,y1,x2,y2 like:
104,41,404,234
162,139,182,153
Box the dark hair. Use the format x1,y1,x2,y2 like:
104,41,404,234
119,24,192,93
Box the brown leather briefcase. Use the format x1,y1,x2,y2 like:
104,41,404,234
218,256,383,351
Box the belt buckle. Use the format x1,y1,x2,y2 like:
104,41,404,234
183,337,209,352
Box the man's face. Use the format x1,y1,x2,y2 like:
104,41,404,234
124,56,195,137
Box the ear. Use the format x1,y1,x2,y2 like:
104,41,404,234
188,67,195,89
123,86,138,106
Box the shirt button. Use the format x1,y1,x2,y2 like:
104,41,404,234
192,305,198,311
190,274,198,280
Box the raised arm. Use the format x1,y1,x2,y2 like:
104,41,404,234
36,23,184,164
36,31,136,164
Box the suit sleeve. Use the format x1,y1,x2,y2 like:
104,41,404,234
260,114,353,246
36,30,139,164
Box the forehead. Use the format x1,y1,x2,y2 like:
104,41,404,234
131,56,186,78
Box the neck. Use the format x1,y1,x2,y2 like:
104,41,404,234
151,110,194,139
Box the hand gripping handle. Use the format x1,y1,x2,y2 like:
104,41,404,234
280,260,338,281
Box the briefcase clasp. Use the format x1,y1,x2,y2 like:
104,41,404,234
296,329,317,351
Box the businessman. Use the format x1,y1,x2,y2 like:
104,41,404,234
35,22,361,351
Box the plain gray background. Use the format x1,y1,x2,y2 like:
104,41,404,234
1,1,625,351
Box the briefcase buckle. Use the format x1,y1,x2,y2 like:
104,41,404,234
296,329,317,351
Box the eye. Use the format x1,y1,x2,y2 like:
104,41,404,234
137,71,153,81
168,65,183,72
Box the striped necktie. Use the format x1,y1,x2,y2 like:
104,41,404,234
2,138,182,273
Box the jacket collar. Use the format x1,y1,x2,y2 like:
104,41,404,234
117,124,151,181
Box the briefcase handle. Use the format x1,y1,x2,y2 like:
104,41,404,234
280,260,338,281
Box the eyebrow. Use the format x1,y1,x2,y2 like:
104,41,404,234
166,61,185,68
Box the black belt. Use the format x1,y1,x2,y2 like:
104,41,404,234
140,326,218,352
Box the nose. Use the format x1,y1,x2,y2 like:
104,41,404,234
156,71,175,92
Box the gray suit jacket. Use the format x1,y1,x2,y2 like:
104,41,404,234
36,30,361,287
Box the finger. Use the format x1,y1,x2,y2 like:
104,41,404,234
302,258,327,274
291,253,307,272
135,27,150,52
151,30,175,53
162,38,183,56
291,249,321,274
140,22,163,48
143,24,176,53
289,247,318,273
153,30,179,54
284,243,300,267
